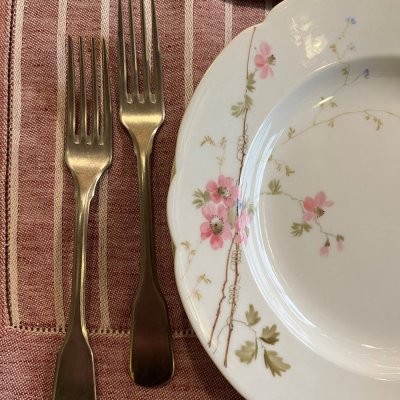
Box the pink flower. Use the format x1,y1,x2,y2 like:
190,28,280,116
303,191,334,223
234,208,253,245
206,175,239,208
200,203,232,249
336,235,344,252
320,246,330,257
254,42,276,79
320,238,330,257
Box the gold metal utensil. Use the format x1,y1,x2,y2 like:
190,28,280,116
117,0,174,387
53,36,112,400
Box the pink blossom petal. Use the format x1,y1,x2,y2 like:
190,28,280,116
254,54,266,68
260,41,272,57
201,204,215,220
315,191,327,207
230,186,239,199
259,66,269,79
337,241,344,252
210,192,221,203
206,180,218,193
200,222,212,239
323,200,334,207
217,204,228,219
320,246,329,257
218,175,232,188
224,197,236,208
211,235,223,250
221,225,232,240
303,197,315,212
303,212,316,223
226,177,235,187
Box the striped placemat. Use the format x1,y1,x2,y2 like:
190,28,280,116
0,0,272,398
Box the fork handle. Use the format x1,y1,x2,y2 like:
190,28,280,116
130,147,174,387
53,182,96,399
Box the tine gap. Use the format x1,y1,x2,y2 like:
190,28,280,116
144,0,154,96
78,37,88,142
91,38,100,142
139,0,150,97
122,0,156,101
118,0,128,101
150,0,160,102
67,36,77,142
128,0,139,98
101,38,112,145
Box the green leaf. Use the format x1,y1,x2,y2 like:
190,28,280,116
328,119,335,128
375,117,383,130
247,203,256,216
236,341,256,364
228,207,236,226
330,100,338,108
201,135,216,146
180,240,191,250
341,66,349,76
193,290,202,300
287,127,295,139
231,102,245,117
198,274,212,284
268,179,281,195
244,94,253,110
246,72,256,92
219,137,227,148
245,304,261,326
260,324,280,345
303,222,312,232
285,166,295,176
263,350,291,377
291,222,312,237
192,189,210,208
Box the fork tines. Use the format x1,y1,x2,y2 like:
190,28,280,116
67,36,112,145
117,0,163,104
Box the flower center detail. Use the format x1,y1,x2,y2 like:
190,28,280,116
210,215,224,235
217,186,231,198
267,54,276,65
314,207,325,218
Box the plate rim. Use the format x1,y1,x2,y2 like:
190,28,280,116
167,0,400,398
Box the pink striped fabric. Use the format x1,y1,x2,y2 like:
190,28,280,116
0,0,273,398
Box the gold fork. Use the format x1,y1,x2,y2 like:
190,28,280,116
117,0,174,387
53,36,112,400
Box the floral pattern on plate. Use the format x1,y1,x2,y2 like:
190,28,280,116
182,29,290,376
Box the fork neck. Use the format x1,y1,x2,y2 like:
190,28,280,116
135,142,159,287
67,179,96,336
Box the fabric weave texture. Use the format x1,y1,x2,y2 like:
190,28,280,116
0,0,268,398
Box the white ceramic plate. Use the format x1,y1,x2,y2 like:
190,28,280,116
168,0,400,398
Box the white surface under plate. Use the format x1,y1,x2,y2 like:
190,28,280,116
168,0,400,398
